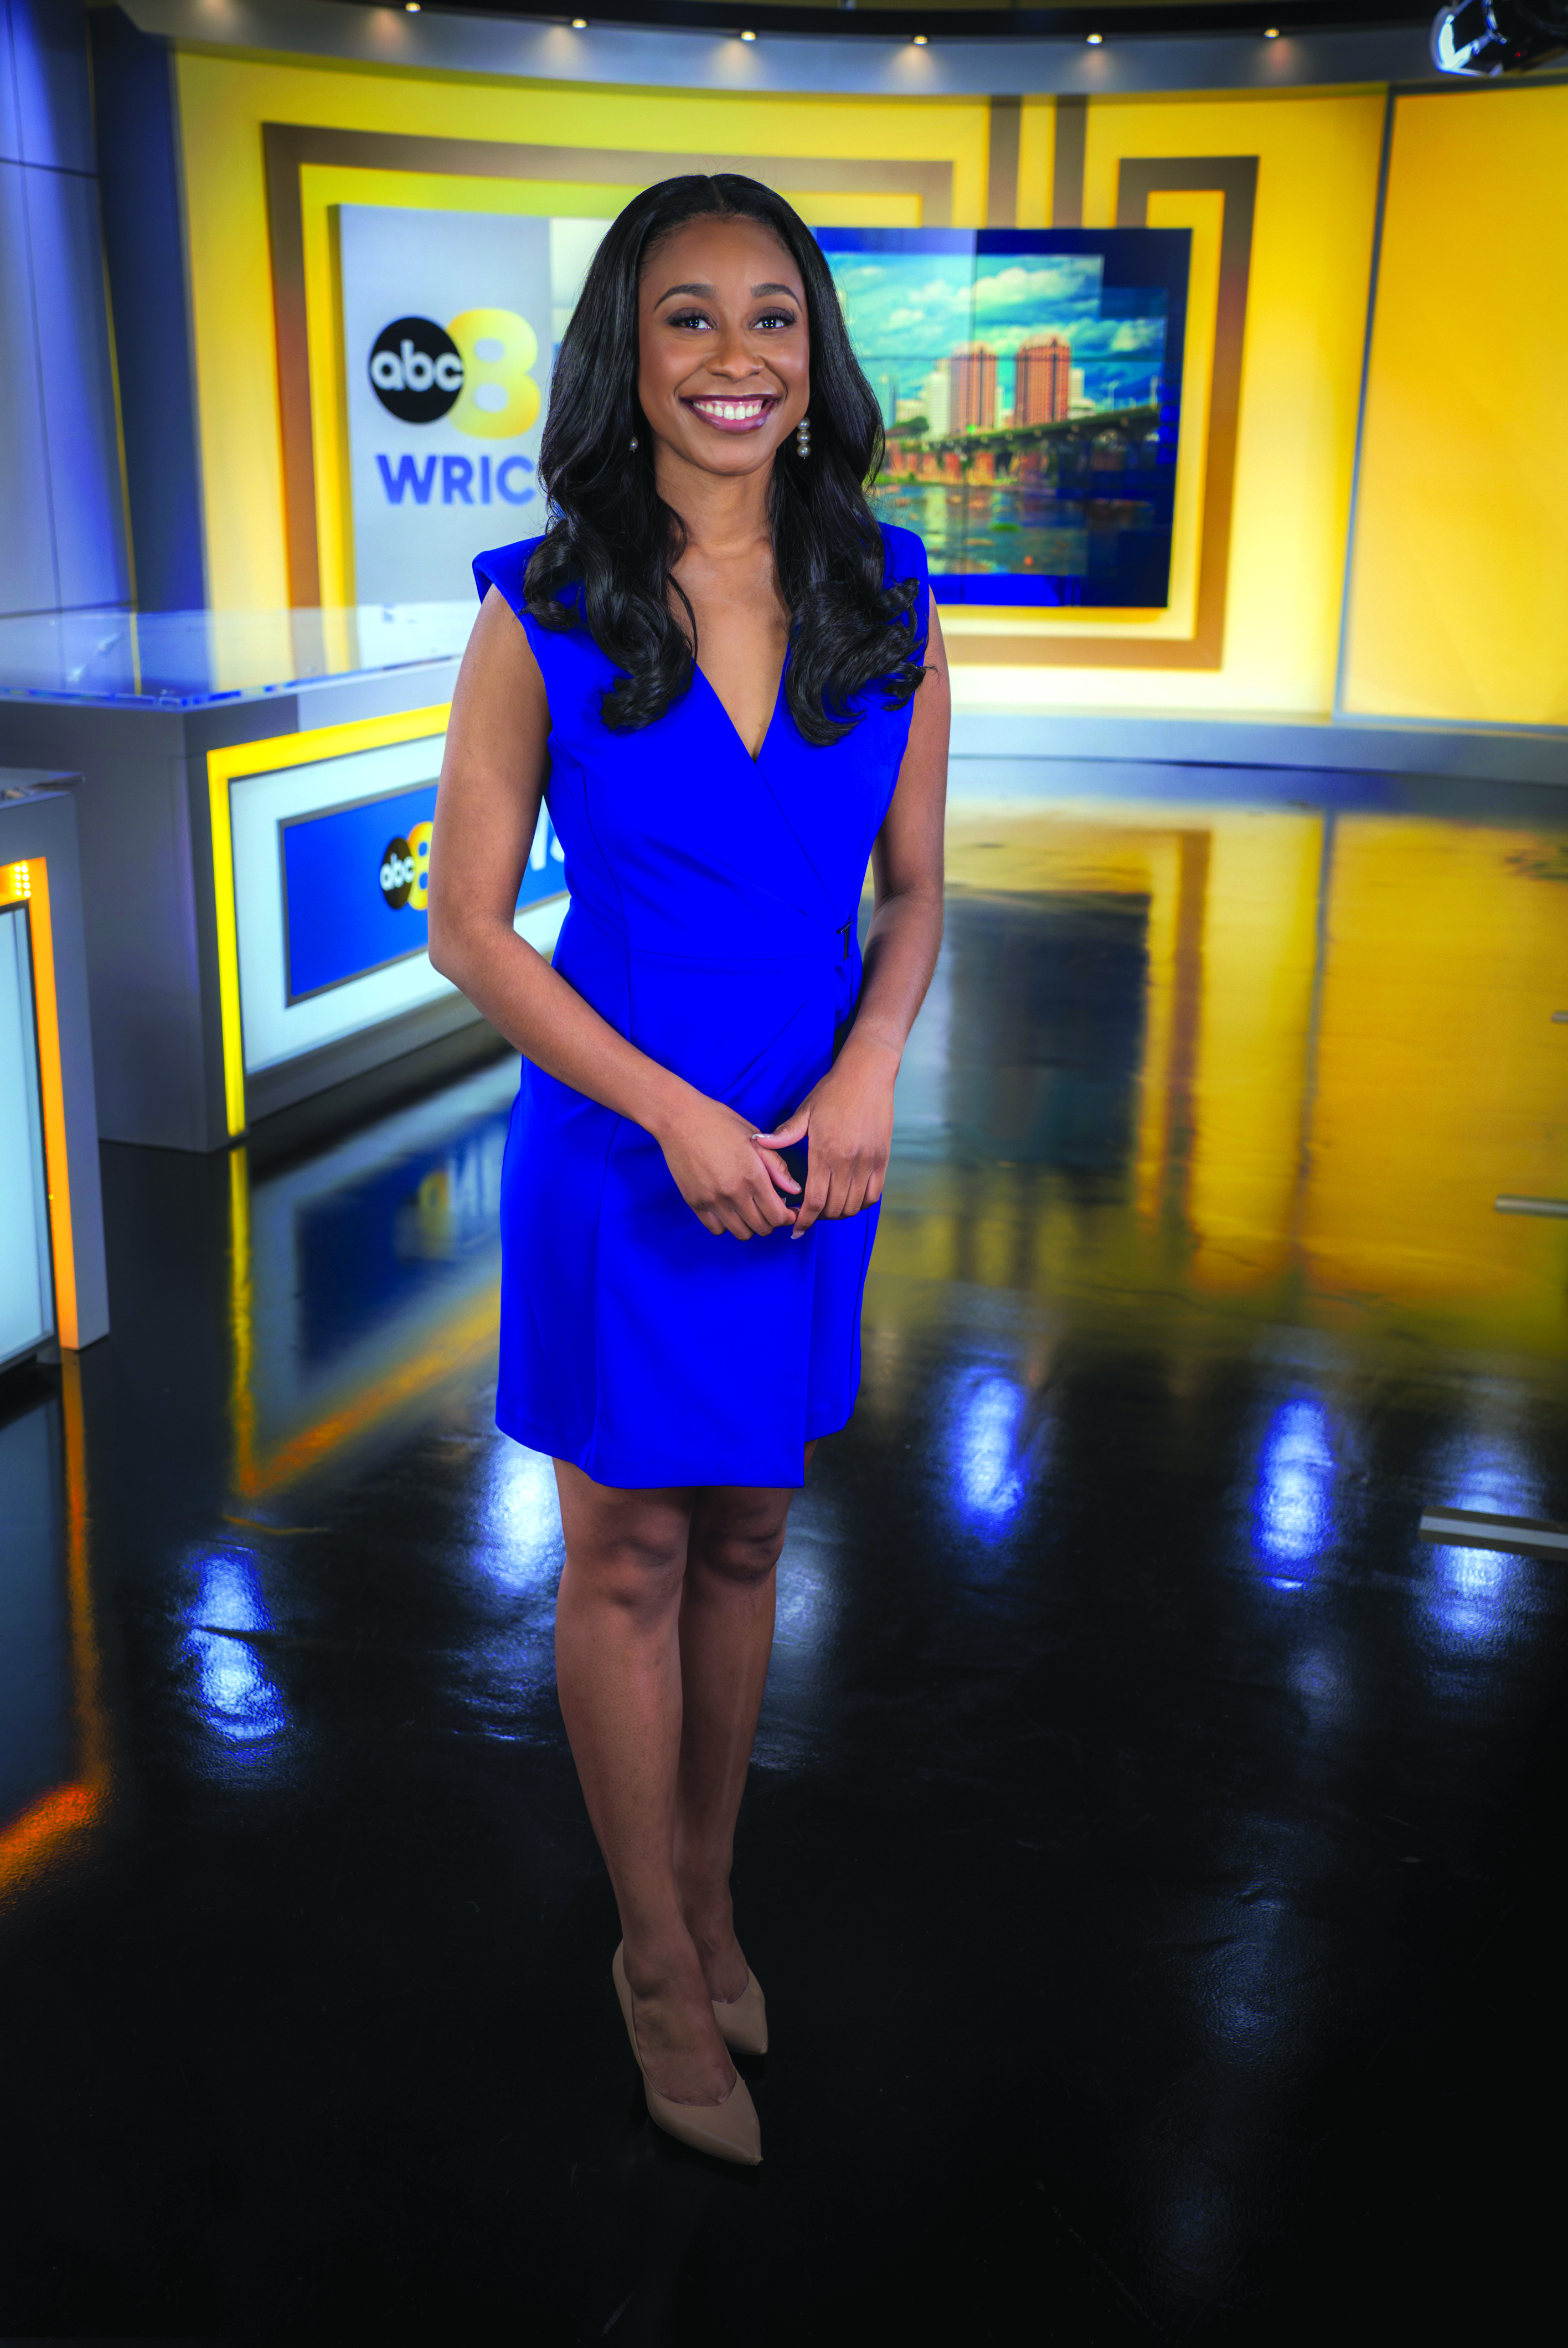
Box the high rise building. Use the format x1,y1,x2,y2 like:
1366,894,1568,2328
948,342,998,432
1015,335,1072,425
919,362,951,437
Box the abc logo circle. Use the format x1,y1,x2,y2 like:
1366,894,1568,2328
369,318,464,424
380,821,432,911
380,837,417,908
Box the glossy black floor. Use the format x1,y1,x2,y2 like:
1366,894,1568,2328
4,762,1568,2341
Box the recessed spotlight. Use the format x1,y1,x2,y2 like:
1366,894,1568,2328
912,30,928,42
740,25,756,37
405,2,419,12
1086,30,1103,44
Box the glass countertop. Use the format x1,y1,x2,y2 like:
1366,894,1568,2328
0,604,477,709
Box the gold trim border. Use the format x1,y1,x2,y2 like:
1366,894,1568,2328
261,123,1254,671
206,702,452,1139
264,123,955,605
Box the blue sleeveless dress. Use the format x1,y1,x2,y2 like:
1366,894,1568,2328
472,524,929,1490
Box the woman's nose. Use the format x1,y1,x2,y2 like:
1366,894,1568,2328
708,329,762,378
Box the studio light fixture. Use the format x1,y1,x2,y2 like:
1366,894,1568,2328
912,30,929,42
404,2,419,12
1086,29,1103,42
1264,23,1280,33
1431,0,1568,73
740,25,756,38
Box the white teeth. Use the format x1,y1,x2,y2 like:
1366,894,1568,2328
693,399,768,421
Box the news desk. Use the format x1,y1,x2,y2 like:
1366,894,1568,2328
0,606,565,1153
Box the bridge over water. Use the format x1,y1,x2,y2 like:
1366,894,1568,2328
883,404,1161,483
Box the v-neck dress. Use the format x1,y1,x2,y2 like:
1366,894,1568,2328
472,524,929,1489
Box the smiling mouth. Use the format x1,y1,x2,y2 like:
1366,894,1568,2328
684,394,778,433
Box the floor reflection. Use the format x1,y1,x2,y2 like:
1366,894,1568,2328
0,765,1565,2336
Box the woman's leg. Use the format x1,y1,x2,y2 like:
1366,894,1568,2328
553,1462,735,2108
674,1443,815,2000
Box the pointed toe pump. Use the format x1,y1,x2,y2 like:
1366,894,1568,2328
711,1968,768,2058
612,1944,762,2166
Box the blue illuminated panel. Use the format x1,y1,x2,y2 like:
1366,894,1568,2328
280,782,562,1004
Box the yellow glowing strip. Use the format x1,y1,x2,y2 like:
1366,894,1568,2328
205,703,452,1139
228,1144,257,1496
1,857,78,1348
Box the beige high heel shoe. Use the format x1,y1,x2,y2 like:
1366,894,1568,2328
711,1968,768,2057
612,1944,762,2166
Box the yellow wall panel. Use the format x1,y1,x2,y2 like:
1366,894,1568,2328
1343,83,1568,725
297,163,922,603
174,50,989,611
1015,95,1056,229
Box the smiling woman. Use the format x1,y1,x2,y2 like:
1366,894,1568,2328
523,176,929,740
426,174,950,2168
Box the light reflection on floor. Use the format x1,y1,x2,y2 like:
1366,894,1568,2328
1,764,1566,2335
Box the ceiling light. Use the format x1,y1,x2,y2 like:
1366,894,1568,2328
740,25,756,37
1086,30,1103,44
912,30,928,42
404,2,419,12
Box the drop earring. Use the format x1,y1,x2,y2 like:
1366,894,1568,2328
796,416,811,459
629,435,639,451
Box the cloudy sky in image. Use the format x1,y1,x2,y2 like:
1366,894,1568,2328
825,247,1168,409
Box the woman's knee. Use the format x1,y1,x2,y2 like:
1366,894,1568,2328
561,1531,688,1629
689,1501,789,1589
556,1481,690,1613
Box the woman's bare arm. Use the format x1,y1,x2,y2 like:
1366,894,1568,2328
753,601,950,1232
427,588,797,1239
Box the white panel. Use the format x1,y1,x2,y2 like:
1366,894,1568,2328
25,162,131,607
339,207,608,604
0,907,53,1363
230,734,568,1074
0,159,58,616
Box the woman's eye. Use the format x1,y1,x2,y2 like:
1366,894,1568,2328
754,310,797,331
668,310,713,331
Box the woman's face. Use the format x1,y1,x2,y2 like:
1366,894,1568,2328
636,215,811,482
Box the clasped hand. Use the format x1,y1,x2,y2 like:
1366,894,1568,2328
657,1041,897,1241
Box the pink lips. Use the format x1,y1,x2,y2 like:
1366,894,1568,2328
683,394,779,435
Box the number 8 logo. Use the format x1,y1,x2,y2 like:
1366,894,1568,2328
447,308,541,440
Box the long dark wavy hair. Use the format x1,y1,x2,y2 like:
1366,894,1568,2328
523,174,927,744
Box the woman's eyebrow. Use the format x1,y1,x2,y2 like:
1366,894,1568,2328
653,279,801,305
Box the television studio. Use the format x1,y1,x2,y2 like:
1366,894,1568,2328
2,0,1566,2335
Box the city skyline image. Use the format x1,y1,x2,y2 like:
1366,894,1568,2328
822,248,1169,432
814,228,1189,607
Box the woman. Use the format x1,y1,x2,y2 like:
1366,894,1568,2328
429,174,948,2165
